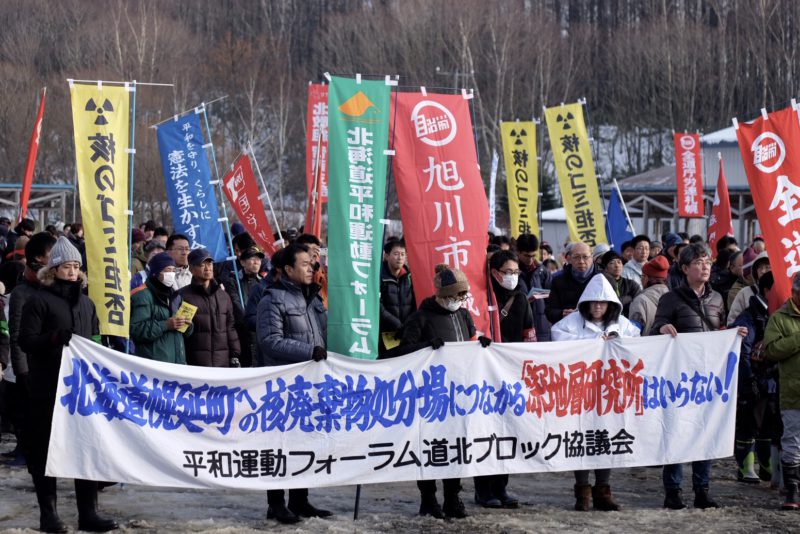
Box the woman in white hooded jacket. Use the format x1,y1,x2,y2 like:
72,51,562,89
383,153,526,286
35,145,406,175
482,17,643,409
551,273,641,512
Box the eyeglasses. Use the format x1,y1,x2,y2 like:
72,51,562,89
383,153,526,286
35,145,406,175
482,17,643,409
499,269,522,276
449,293,469,302
690,259,713,267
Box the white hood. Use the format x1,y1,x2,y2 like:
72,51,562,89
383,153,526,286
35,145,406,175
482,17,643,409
577,274,622,307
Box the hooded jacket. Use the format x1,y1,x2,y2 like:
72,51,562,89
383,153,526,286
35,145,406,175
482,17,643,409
400,296,477,346
180,279,240,367
18,269,99,401
551,274,641,340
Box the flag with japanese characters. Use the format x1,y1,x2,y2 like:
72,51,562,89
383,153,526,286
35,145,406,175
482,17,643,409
326,76,391,359
69,82,131,338
707,157,734,258
674,133,704,218
544,103,607,246
735,105,800,309
392,91,492,336
305,83,329,235
46,331,741,490
501,121,539,238
221,154,277,256
155,113,227,261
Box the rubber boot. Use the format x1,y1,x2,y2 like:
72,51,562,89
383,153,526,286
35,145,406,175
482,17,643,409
781,463,800,510
592,485,620,511
663,488,687,510
734,440,760,484
771,446,783,490
755,439,773,482
573,484,591,511
693,487,720,509
75,479,119,532
32,474,67,534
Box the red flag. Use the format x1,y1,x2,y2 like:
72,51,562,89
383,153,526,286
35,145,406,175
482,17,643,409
19,87,46,222
735,106,800,312
707,157,734,258
304,83,328,234
673,132,704,218
221,154,277,256
391,92,492,336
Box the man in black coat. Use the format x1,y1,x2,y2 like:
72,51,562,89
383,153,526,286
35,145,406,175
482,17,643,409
18,236,117,533
378,239,416,355
516,234,552,341
226,245,265,367
545,242,595,324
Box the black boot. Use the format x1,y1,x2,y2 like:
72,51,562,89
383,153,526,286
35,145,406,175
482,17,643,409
781,463,800,510
493,474,519,509
267,503,301,524
75,479,119,532
32,474,67,534
663,488,687,510
288,499,332,518
473,476,501,508
693,487,720,509
442,480,467,519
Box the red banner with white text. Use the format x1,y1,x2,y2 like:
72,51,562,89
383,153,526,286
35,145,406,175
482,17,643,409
735,106,800,310
221,154,277,256
391,92,491,336
304,83,328,233
673,132,704,218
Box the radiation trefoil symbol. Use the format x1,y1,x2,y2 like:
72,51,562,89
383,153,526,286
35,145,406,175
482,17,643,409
85,98,114,125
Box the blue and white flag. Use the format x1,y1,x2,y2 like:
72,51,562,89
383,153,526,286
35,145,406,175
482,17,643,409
156,114,227,260
605,187,634,252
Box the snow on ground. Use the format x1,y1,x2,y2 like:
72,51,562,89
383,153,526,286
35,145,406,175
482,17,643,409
0,435,796,533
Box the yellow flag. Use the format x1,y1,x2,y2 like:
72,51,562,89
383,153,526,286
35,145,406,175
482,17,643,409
544,103,607,246
70,83,131,337
500,121,539,238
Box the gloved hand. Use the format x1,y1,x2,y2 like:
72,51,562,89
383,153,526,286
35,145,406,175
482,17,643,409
229,357,241,368
312,346,327,362
430,337,444,350
478,335,492,348
50,329,72,347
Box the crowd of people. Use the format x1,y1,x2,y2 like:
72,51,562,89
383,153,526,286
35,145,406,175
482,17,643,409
1,214,799,532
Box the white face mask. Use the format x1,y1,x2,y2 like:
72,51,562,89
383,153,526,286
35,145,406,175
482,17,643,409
500,273,519,290
161,271,176,288
438,297,463,312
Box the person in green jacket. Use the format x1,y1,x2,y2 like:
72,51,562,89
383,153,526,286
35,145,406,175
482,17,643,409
130,252,192,364
764,273,800,510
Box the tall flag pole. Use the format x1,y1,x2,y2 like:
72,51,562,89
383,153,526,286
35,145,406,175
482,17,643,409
19,87,47,222
248,141,284,246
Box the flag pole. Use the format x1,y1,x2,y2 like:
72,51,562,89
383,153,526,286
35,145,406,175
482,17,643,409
248,141,284,246
612,179,635,235
125,80,137,353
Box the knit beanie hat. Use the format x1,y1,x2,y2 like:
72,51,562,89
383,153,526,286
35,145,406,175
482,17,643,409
642,255,670,279
433,264,470,297
48,236,82,268
147,251,175,279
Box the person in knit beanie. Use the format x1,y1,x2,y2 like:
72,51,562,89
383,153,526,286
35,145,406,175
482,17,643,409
18,236,118,532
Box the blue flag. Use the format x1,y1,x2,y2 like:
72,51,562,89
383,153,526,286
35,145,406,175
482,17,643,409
156,114,227,261
605,188,634,253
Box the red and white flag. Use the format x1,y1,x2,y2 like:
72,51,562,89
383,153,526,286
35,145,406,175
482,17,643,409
735,105,800,311
707,157,734,257
221,154,277,256
673,132,704,218
391,92,492,336
304,83,328,235
19,87,46,221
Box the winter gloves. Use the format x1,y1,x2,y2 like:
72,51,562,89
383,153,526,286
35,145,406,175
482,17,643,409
312,346,328,362
478,336,492,348
50,329,72,347
430,337,445,350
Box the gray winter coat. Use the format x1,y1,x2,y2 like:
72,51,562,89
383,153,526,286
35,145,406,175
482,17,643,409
256,278,327,366
628,282,669,335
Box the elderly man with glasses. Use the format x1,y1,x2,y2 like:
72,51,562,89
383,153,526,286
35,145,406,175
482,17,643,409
545,242,596,325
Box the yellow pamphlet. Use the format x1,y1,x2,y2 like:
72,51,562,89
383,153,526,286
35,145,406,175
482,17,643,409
175,301,197,333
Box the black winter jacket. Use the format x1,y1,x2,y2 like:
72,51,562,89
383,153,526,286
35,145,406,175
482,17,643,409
400,297,476,346
649,282,725,335
379,261,416,332
18,270,99,402
492,279,534,342
605,273,641,317
545,265,594,324
8,268,40,376
180,280,240,367
519,261,552,341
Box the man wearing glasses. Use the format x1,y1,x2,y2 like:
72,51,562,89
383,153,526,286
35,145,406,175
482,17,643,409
166,234,192,290
545,242,595,325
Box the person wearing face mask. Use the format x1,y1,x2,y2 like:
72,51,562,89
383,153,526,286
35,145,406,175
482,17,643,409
399,264,491,520
18,237,118,533
130,251,193,364
551,274,640,512
472,250,533,509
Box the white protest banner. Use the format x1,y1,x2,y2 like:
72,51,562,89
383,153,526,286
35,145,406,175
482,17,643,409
48,331,741,489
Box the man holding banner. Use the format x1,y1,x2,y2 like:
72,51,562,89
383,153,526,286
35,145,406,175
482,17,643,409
255,243,332,523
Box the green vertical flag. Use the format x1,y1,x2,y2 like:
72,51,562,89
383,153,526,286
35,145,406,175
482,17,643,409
326,76,391,359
